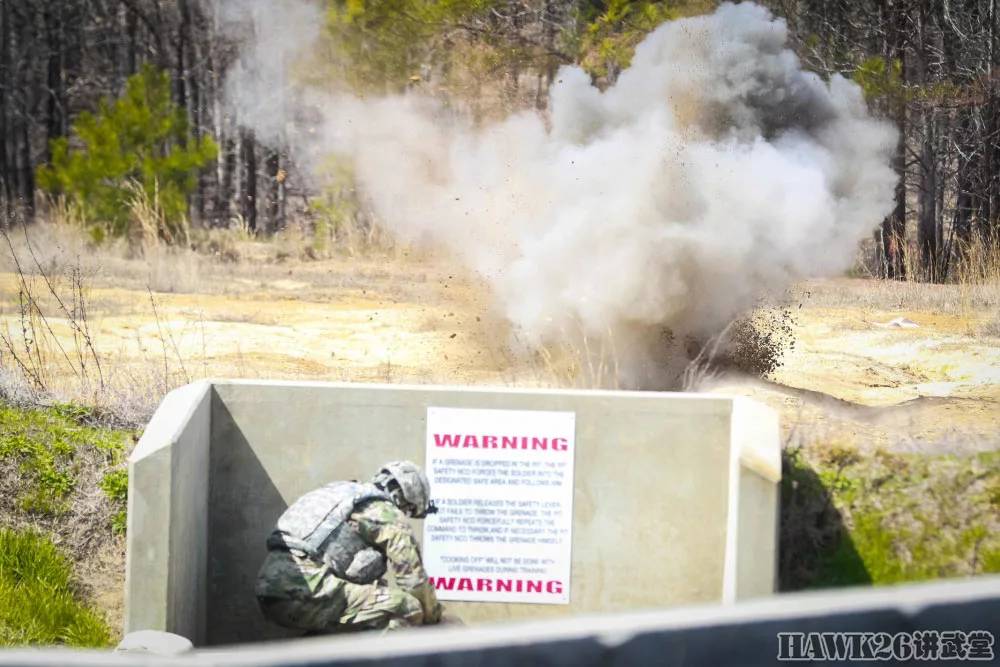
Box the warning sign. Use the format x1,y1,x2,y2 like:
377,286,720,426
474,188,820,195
423,406,576,604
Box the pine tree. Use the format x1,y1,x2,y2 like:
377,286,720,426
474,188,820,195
36,65,217,242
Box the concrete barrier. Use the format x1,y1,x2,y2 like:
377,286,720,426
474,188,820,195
125,381,781,646
125,382,211,645
5,578,999,666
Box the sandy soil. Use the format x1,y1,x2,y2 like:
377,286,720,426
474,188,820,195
1,256,997,450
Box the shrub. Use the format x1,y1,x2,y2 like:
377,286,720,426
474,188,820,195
36,65,217,244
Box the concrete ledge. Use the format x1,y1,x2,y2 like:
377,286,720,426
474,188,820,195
3,577,998,666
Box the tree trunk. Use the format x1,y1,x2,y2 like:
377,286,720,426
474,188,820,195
265,149,284,232
986,0,1000,243
240,129,257,232
0,0,10,214
126,2,138,78
176,0,190,112
879,0,907,279
44,3,66,162
952,111,975,248
19,113,35,218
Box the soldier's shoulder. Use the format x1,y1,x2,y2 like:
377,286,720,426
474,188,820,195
354,498,407,524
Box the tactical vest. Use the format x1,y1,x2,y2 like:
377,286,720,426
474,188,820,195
267,481,391,584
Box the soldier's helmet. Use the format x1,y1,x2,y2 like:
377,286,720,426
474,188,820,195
373,461,434,518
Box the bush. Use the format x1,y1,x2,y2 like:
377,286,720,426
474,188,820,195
0,528,112,646
36,65,217,244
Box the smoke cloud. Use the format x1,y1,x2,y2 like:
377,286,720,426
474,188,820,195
211,0,322,144
218,1,898,387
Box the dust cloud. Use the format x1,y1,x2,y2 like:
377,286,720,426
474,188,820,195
214,1,898,387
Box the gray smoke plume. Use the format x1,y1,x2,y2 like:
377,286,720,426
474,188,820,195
210,0,322,144
218,1,898,387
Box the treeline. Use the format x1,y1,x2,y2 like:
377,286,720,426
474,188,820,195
0,0,287,234
1,0,998,280
769,0,1000,281
0,0,718,239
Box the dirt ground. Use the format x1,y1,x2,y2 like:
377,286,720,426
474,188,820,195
1,251,997,449
709,288,1000,456
1,243,998,633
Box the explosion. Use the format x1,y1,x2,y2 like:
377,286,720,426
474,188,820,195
219,1,897,387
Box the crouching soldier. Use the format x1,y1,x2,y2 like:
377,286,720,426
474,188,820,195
255,461,443,633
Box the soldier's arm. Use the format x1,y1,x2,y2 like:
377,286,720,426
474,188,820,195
355,501,443,624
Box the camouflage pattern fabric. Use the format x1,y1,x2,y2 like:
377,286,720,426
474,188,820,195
256,498,442,633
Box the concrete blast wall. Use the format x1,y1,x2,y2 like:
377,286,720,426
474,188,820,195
125,381,781,646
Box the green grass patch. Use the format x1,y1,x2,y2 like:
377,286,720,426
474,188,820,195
781,445,1000,590
99,469,129,535
0,401,131,522
0,528,112,646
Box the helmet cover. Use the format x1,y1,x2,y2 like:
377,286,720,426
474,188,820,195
374,460,433,518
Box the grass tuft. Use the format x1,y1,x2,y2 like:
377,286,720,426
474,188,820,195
98,469,129,535
0,528,112,647
0,402,131,521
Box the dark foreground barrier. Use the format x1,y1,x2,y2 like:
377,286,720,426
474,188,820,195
1,576,998,666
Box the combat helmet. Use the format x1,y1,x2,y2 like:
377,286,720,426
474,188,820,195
373,460,436,518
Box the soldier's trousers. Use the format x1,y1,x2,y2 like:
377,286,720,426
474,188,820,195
255,549,424,633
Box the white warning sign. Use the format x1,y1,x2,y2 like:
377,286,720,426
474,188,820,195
423,406,576,604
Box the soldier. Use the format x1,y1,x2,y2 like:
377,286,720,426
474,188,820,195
255,461,443,633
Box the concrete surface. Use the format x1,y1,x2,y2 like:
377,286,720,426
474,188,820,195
126,381,781,646
116,631,193,656
125,381,211,645
5,577,999,666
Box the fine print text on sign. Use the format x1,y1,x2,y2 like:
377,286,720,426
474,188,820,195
423,406,576,604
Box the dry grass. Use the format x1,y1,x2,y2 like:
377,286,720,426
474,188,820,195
2,213,996,419
846,233,1000,318
0,227,105,397
0,224,201,426
535,328,624,390
978,312,1000,338
954,231,1000,285
0,217,461,426
124,181,189,252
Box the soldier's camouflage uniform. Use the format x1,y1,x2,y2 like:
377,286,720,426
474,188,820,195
255,498,442,632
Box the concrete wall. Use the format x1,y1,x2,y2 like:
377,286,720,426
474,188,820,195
126,381,211,645
731,397,780,601
126,381,781,646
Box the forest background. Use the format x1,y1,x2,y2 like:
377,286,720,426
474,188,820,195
1,0,998,281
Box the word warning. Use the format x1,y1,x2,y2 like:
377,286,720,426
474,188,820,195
423,406,576,604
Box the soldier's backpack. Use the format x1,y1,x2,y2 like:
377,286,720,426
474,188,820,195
267,480,391,584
